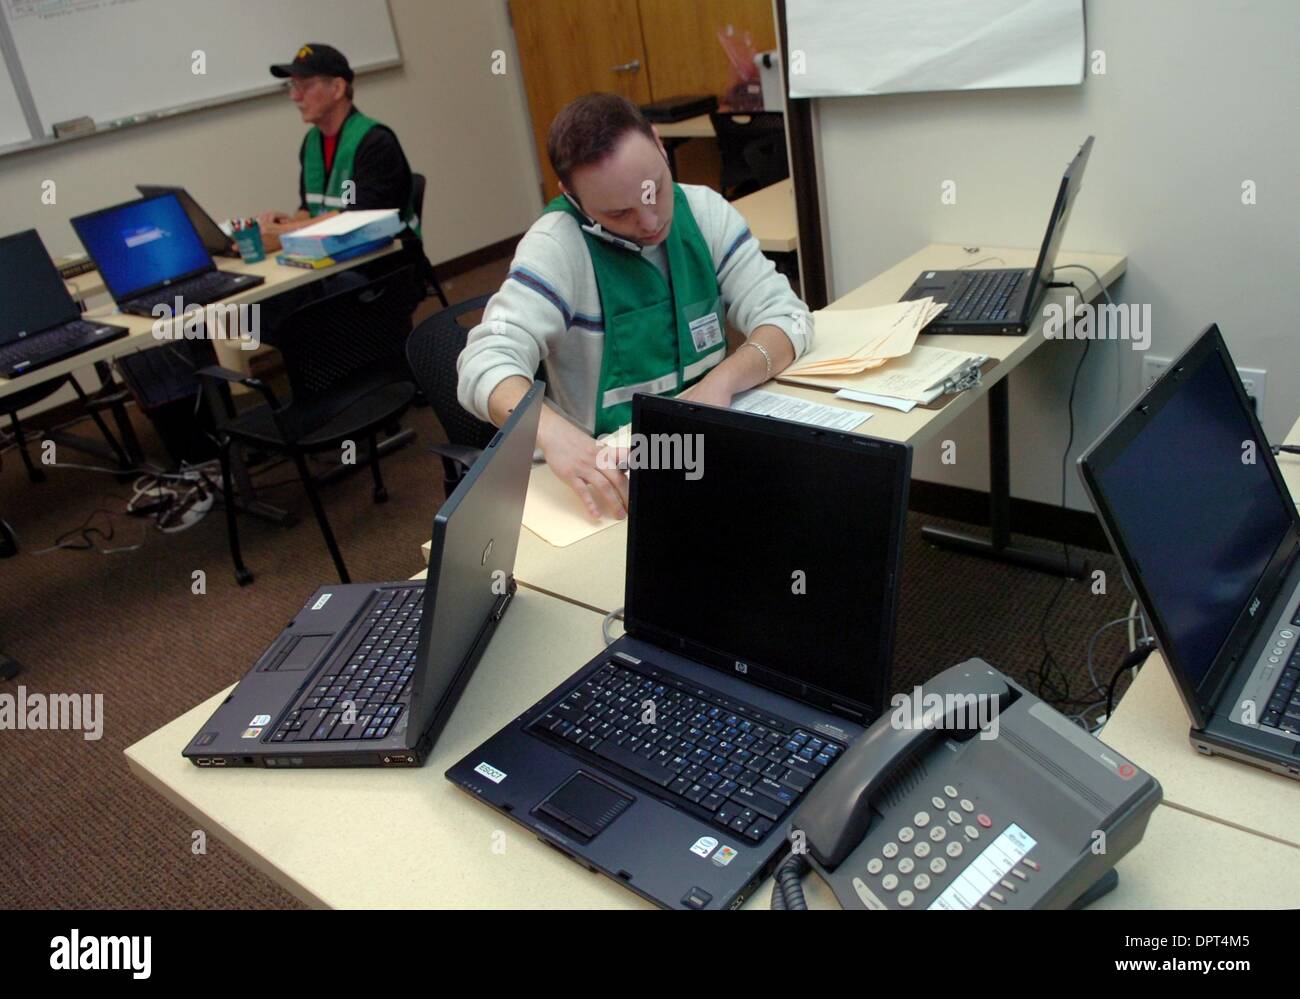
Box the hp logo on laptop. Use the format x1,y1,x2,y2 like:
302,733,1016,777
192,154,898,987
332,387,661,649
734,661,748,675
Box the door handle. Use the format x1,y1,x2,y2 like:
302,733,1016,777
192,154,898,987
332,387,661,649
610,59,641,73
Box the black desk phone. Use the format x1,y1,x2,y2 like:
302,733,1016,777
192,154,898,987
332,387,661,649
778,659,1161,909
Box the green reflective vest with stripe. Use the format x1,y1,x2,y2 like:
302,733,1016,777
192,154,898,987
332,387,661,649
302,111,421,236
545,184,726,436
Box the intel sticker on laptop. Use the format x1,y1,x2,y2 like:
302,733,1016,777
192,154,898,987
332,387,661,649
474,761,507,783
249,714,271,727
690,836,718,859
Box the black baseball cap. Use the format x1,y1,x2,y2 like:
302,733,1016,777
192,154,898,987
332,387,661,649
270,43,354,82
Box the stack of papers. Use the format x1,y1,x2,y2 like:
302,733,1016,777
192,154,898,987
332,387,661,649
832,345,989,412
783,298,945,378
279,209,405,259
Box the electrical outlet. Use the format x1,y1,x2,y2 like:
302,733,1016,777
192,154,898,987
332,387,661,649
1142,356,1266,413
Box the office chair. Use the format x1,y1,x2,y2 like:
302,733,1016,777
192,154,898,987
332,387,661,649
708,111,788,200
200,265,421,586
3,375,130,484
410,172,450,308
404,294,501,498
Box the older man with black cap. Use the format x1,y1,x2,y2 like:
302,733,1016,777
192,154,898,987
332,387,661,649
258,43,418,246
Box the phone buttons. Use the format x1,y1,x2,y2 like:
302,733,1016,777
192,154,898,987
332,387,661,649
897,890,915,907
881,874,899,891
913,841,931,858
867,857,884,875
898,857,915,874
931,795,946,809
946,841,964,858
976,813,992,828
913,873,931,891
943,784,959,798
913,811,931,827
929,826,947,842
948,810,963,825
929,857,947,874
960,798,975,812
898,826,915,843
882,841,899,858
965,825,980,840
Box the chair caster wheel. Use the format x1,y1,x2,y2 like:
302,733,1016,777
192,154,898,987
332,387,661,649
373,487,388,504
235,568,254,586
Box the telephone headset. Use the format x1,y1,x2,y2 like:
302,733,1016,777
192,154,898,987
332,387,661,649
563,192,644,253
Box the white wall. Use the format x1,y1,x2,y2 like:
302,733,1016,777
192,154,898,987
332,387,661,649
815,0,1300,512
0,0,541,266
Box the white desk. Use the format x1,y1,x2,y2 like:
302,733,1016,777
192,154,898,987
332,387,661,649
732,179,797,254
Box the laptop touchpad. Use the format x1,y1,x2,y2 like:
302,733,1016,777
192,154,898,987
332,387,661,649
534,773,633,844
278,634,332,671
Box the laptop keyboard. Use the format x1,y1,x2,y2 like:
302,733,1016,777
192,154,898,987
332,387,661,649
269,586,423,743
0,320,124,375
529,660,845,843
948,270,1025,322
126,270,244,313
1261,610,1300,734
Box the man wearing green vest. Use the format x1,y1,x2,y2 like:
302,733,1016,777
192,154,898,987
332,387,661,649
458,93,812,521
257,43,417,247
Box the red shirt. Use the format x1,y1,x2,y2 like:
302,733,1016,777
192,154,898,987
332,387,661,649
322,132,339,175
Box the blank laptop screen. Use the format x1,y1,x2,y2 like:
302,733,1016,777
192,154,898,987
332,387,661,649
1092,348,1293,691
0,230,77,346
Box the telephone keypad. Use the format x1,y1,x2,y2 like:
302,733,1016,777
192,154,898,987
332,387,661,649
960,798,974,812
882,841,899,859
948,810,963,825
898,857,915,874
944,785,959,797
946,841,964,858
897,890,915,907
965,825,980,840
929,826,947,842
898,827,915,843
914,874,931,891
931,796,946,809
881,874,899,891
867,857,884,875
930,857,947,874
913,811,931,827
913,841,931,858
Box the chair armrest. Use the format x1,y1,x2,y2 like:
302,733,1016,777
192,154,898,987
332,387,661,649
427,442,483,473
196,364,282,410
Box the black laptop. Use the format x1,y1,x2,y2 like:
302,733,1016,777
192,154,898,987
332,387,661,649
1079,324,1300,781
183,383,543,769
0,229,129,379
136,185,239,258
448,395,912,909
900,136,1094,335
70,192,263,317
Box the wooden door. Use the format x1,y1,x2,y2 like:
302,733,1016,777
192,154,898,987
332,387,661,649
510,0,653,202
637,0,777,102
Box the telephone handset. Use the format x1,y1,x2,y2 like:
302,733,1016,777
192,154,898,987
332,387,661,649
780,659,1162,910
562,193,643,254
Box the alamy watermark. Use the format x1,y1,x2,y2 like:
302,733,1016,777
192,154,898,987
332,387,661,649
596,432,704,480
0,686,103,740
152,301,261,351
1042,296,1150,351
889,686,1000,740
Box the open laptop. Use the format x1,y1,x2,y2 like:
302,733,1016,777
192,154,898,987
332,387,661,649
448,395,912,908
183,382,543,769
1079,324,1300,781
0,229,129,379
900,136,1094,335
136,185,239,258
70,193,263,317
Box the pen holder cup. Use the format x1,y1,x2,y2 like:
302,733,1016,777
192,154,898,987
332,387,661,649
233,223,266,263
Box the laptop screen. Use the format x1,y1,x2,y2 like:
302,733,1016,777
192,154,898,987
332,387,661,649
625,397,911,720
1083,327,1296,707
1029,135,1093,301
71,194,212,301
0,229,78,346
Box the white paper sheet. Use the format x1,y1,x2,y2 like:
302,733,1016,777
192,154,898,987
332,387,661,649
732,388,869,431
787,0,1085,98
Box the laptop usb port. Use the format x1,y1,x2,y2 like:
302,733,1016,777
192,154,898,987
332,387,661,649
196,758,211,767
212,757,227,766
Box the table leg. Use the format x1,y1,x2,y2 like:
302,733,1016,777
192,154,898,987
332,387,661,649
920,378,1087,579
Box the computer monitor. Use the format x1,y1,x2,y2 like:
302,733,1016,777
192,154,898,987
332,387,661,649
0,229,79,346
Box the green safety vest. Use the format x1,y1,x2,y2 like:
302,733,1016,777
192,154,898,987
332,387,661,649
302,111,421,236
545,184,726,436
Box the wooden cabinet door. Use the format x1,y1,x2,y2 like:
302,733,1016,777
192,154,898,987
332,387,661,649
510,0,652,201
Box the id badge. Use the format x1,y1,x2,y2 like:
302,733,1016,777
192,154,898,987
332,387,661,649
684,297,725,353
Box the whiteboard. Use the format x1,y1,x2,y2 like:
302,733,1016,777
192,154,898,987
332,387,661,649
1,0,399,137
787,0,1084,98
0,37,29,146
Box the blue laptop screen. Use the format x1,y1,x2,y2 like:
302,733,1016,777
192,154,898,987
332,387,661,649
73,194,211,300
1092,350,1294,691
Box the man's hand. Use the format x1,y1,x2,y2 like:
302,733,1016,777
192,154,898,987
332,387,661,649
676,366,740,409
539,415,629,522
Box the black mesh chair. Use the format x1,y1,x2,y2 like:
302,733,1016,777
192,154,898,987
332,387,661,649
200,265,420,586
709,111,788,200
410,172,450,308
405,294,500,498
